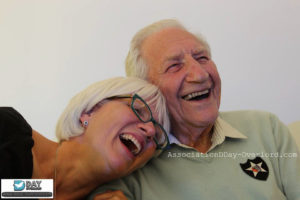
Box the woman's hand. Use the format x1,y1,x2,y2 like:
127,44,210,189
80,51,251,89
93,190,128,200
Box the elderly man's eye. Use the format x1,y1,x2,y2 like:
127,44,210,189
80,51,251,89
196,56,209,63
166,63,181,73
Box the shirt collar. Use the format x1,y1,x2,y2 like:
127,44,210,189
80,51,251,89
168,116,247,151
214,117,247,139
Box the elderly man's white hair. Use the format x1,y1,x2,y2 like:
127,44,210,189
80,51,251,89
56,77,170,141
125,19,211,80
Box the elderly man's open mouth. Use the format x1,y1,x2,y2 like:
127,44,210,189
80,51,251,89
182,89,211,101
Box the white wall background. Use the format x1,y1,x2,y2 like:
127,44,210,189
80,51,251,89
1,0,299,141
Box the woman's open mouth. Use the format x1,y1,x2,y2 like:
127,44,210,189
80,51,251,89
119,133,143,156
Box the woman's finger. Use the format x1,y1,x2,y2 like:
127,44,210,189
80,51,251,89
93,190,128,200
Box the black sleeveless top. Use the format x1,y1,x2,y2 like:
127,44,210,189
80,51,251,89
0,107,34,179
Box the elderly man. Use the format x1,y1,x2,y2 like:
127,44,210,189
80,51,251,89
89,19,300,200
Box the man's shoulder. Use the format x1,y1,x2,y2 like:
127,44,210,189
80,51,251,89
218,110,280,133
219,110,275,122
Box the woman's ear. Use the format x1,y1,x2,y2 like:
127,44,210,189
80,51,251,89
80,113,91,128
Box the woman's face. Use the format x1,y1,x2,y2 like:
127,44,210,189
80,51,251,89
80,97,157,178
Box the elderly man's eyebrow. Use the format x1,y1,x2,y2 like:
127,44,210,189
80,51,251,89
163,52,184,63
192,48,207,55
162,49,208,66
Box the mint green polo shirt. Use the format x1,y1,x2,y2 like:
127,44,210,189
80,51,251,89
88,110,300,200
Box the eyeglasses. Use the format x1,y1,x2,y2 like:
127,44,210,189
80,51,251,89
107,94,169,150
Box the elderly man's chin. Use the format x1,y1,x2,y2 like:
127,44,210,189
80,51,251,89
182,102,219,128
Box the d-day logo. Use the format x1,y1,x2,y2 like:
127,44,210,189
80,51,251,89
1,179,53,199
13,180,25,191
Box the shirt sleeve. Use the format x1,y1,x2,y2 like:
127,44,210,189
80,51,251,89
270,113,300,200
0,107,34,179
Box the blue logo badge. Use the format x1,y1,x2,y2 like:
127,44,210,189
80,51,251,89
13,180,25,191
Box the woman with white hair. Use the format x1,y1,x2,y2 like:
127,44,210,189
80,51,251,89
0,77,169,199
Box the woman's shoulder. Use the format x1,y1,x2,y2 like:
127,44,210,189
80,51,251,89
0,107,27,123
0,107,32,138
0,107,34,178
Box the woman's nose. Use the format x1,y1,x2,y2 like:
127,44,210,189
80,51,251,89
137,121,156,138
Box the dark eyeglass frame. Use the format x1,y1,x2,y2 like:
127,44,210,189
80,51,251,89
107,94,169,150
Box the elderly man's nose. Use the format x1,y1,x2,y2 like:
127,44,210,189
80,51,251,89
137,121,156,138
185,57,209,82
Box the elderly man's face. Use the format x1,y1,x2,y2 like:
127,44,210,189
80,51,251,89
141,28,221,132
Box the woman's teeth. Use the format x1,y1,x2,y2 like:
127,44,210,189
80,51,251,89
183,90,210,101
119,134,142,156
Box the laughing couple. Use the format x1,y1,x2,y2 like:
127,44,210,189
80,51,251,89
1,19,299,200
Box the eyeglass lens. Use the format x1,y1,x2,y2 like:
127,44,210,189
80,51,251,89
132,98,151,122
154,123,168,146
132,98,167,147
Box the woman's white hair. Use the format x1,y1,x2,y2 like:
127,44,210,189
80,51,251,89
125,19,211,79
56,77,170,141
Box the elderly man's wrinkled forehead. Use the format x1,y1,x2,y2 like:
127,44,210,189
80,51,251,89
141,28,210,78
141,28,209,55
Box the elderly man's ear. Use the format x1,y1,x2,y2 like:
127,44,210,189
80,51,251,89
80,113,91,128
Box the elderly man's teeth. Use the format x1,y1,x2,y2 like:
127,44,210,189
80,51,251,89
119,134,142,155
183,90,209,100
